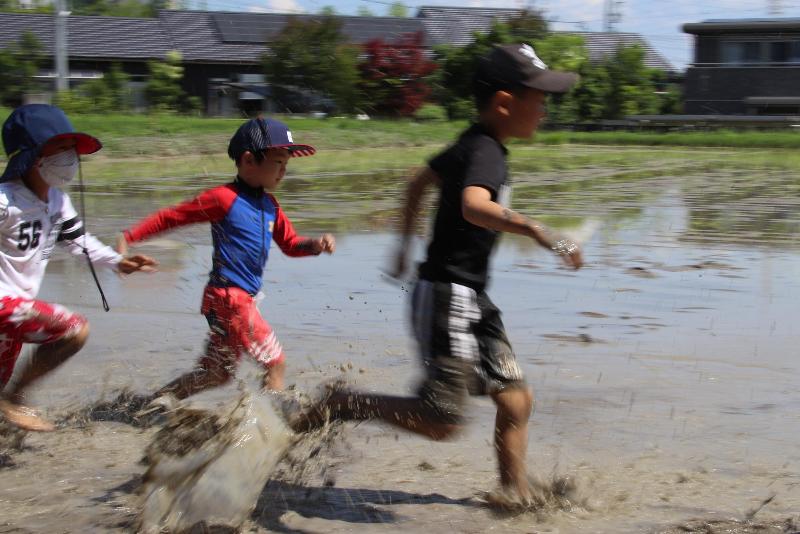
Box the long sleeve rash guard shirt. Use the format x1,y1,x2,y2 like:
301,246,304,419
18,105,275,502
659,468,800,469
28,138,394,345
124,177,316,296
0,180,122,300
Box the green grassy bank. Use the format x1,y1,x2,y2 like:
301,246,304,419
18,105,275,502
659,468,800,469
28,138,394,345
1,110,800,182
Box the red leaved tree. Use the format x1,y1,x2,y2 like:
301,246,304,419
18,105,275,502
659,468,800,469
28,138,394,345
358,32,438,117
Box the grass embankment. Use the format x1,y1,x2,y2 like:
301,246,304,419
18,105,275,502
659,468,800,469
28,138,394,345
2,110,800,181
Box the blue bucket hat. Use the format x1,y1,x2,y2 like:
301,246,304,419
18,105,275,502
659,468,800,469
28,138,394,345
1,104,102,183
228,117,315,161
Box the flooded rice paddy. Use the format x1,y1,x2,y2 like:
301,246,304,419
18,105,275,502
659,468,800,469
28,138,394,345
1,145,799,533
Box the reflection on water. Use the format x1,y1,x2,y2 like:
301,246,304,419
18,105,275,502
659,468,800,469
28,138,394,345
26,152,800,532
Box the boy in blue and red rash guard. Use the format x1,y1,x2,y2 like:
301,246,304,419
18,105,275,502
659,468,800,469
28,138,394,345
120,118,334,397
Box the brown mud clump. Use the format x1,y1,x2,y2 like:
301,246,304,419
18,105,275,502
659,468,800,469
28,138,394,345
136,386,294,533
481,471,597,518
658,517,800,534
0,420,26,468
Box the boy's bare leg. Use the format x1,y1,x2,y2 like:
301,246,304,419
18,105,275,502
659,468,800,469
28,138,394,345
263,359,285,391
491,386,534,499
155,364,232,400
297,390,461,441
0,323,90,432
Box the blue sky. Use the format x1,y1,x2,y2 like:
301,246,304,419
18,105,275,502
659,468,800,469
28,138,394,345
204,0,800,70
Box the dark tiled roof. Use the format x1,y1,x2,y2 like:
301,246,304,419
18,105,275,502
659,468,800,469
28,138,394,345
0,12,170,60
572,31,674,71
211,12,426,45
0,9,673,71
158,10,265,63
684,18,800,34
418,6,524,47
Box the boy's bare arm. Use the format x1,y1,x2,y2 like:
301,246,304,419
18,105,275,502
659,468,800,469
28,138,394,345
462,185,583,269
389,166,440,278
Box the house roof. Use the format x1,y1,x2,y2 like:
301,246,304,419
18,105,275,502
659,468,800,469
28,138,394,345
0,12,170,60
684,18,800,34
571,31,673,71
417,5,674,71
210,12,427,45
0,8,673,71
158,10,266,63
417,6,525,46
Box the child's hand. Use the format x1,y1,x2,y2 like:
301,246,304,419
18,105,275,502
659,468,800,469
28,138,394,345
116,233,128,255
310,234,336,255
562,248,583,270
118,254,158,274
551,239,583,270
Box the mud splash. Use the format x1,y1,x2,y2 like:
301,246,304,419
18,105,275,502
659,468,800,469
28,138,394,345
659,517,800,534
137,386,293,533
480,470,598,519
0,420,26,468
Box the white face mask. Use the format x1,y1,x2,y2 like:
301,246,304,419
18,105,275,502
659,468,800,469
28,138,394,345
37,149,79,187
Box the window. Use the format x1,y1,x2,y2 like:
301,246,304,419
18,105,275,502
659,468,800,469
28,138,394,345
743,42,761,63
721,41,762,64
790,41,800,63
770,42,788,62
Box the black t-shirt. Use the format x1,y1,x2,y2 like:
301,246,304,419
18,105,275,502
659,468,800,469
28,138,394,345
418,123,510,291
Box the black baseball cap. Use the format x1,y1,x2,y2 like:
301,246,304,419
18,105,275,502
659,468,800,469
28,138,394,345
475,43,580,96
228,117,315,161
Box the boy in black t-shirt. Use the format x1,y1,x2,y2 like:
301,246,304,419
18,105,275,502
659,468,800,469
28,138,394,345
293,44,584,508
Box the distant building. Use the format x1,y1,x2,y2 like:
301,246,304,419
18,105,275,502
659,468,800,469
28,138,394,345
418,6,674,71
0,7,674,116
683,18,800,115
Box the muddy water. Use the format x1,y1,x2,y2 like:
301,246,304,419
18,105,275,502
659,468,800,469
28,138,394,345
2,149,800,533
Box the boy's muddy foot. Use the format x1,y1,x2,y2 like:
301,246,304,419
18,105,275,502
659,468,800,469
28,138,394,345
286,379,349,433
88,391,159,426
481,486,534,513
0,399,54,432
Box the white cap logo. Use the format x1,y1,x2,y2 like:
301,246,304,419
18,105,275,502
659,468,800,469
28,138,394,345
518,44,548,70
287,131,294,143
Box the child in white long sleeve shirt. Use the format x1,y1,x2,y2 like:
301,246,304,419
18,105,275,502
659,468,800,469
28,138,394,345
0,104,156,432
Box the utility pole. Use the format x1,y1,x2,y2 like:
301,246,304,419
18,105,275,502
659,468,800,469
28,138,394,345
54,0,69,92
603,0,623,32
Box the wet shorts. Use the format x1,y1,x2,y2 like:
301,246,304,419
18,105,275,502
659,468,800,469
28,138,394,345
411,279,526,424
198,285,285,374
0,297,86,386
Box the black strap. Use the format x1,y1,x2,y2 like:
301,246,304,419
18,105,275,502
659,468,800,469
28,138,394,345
77,160,110,312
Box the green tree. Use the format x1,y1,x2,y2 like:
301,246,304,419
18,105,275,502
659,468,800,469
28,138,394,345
0,1,52,13
506,9,548,42
387,2,407,17
533,34,590,123
603,44,660,118
356,5,373,17
69,0,112,16
54,63,132,114
319,5,336,15
0,31,44,107
145,50,197,113
85,63,131,110
433,21,515,118
67,0,167,17
265,16,360,113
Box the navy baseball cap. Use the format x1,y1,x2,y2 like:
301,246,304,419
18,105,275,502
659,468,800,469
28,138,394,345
228,117,315,161
475,43,580,95
1,104,102,183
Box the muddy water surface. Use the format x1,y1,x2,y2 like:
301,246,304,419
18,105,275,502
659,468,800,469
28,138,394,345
1,147,799,533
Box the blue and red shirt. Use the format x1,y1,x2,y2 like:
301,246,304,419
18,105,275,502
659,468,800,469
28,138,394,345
124,177,316,295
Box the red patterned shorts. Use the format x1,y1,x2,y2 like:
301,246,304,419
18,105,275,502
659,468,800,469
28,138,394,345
198,286,285,373
0,297,87,386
